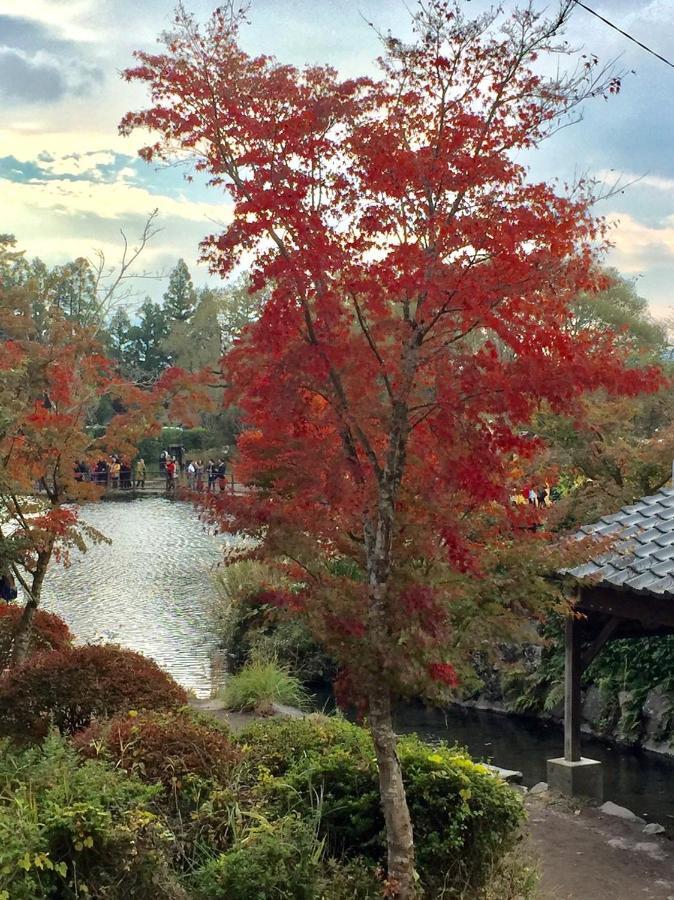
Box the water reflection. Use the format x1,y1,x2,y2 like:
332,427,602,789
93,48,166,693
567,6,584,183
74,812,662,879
41,498,227,697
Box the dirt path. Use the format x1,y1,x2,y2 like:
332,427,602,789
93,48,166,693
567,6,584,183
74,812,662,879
526,795,674,899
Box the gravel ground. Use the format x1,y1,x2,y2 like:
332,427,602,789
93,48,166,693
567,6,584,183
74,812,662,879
526,794,674,900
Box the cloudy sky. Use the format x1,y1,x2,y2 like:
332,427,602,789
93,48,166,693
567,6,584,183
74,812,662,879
2,0,674,316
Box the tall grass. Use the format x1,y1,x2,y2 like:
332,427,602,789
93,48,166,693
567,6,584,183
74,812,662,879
221,659,310,714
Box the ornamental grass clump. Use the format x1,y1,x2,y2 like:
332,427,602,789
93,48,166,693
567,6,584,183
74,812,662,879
221,658,309,714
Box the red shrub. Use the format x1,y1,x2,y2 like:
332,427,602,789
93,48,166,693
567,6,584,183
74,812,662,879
0,603,72,666
0,643,188,741
75,709,240,811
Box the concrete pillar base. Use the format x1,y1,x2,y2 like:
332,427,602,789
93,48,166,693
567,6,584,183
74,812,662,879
546,757,603,801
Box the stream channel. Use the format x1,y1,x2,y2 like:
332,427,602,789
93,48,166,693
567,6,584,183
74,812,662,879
41,497,674,829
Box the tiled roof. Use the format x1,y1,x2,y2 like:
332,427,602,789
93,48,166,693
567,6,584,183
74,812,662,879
568,487,674,598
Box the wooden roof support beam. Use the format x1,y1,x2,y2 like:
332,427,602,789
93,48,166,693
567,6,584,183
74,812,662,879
580,615,621,672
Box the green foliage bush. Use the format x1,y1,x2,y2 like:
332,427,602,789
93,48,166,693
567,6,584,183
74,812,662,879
0,603,72,667
0,734,186,899
221,659,309,714
236,715,524,897
191,815,322,900
74,709,240,816
506,618,674,742
0,644,188,741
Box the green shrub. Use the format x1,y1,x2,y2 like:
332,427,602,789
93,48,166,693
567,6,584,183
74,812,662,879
211,562,288,664
237,714,368,778
0,603,72,667
246,617,335,684
0,644,188,741
0,734,186,899
236,716,524,897
74,709,240,816
317,858,383,898
221,659,309,714
191,815,322,900
397,737,525,896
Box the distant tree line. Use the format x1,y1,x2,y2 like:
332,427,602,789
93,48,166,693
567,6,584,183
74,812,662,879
1,236,261,447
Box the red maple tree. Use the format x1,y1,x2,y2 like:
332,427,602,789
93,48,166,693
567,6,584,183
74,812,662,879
122,2,660,893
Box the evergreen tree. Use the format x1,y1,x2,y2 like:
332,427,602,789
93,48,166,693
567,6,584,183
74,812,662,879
50,258,100,326
107,308,133,364
163,287,222,372
128,297,170,379
162,258,196,322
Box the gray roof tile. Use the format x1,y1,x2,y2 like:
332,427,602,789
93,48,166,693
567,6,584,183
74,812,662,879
567,485,674,599
623,571,659,591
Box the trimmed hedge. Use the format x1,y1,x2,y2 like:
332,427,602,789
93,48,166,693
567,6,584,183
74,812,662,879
0,644,188,741
0,603,72,667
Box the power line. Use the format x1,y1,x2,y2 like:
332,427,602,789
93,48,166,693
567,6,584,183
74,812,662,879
572,0,674,71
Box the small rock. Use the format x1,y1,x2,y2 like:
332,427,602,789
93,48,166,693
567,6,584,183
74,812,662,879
600,801,646,825
529,782,548,795
643,823,666,835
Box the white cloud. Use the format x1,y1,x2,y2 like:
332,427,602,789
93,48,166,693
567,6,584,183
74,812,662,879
605,212,674,273
0,0,98,43
1,172,232,224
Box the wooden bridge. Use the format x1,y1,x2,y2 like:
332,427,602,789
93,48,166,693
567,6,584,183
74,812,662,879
99,472,247,499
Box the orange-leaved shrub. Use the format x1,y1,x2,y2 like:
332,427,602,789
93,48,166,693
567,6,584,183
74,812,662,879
0,644,188,741
0,602,72,666
75,709,241,813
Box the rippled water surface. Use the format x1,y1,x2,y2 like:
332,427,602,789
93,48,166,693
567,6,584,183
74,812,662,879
42,498,227,696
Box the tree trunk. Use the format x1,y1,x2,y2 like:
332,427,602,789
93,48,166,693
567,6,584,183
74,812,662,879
10,547,51,666
368,682,418,899
10,597,38,666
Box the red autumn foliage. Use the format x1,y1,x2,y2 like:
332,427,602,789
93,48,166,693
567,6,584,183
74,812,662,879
0,644,188,741
428,663,460,688
122,2,663,891
75,709,240,809
248,588,302,610
0,603,72,666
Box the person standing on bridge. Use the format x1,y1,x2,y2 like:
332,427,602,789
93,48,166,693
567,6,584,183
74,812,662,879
217,457,227,493
165,456,176,493
134,457,146,490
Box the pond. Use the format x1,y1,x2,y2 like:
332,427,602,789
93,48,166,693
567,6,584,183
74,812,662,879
394,702,674,830
39,498,674,828
42,497,228,697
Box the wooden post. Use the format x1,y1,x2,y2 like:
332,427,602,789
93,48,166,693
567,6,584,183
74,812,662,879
564,614,582,763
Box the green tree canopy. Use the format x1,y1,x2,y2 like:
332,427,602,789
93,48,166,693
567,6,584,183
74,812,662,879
162,258,196,322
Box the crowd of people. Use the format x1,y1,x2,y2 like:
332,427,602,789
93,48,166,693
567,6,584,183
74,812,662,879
72,451,230,494
163,455,229,494
510,483,560,507
73,456,142,489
